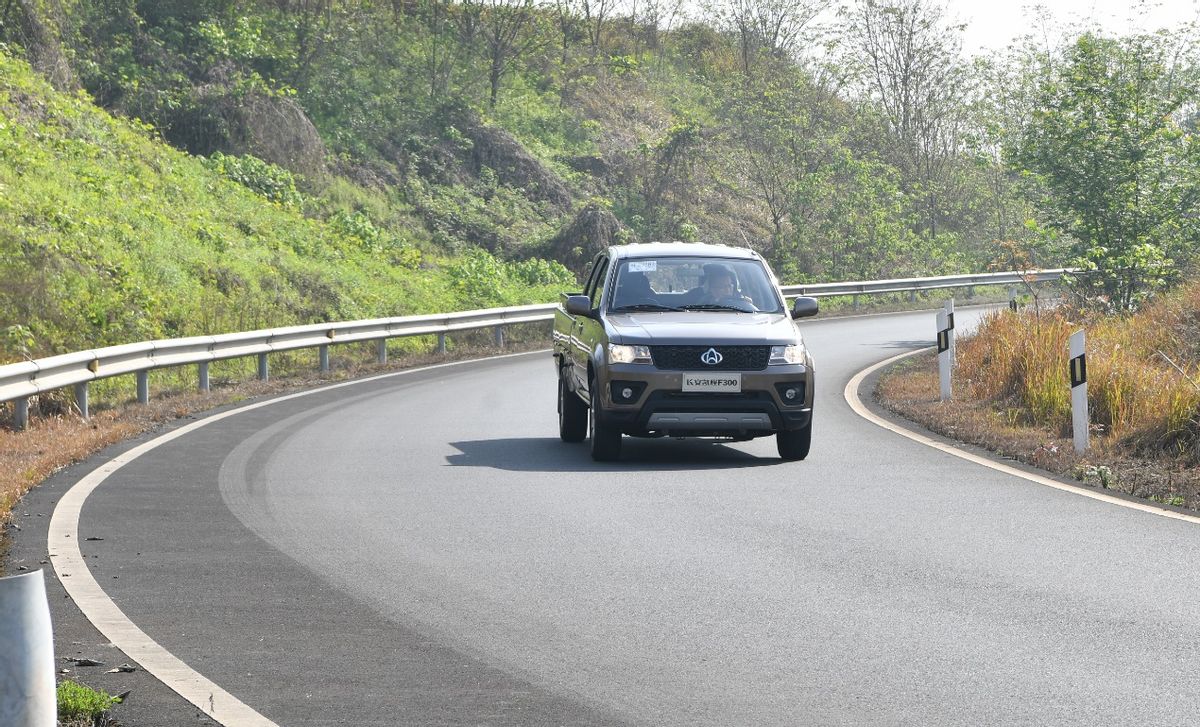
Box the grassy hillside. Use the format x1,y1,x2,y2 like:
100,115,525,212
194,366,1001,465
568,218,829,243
0,50,573,364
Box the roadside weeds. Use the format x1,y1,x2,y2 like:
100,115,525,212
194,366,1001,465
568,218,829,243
876,351,1200,512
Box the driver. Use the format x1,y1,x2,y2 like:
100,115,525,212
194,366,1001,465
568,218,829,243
687,264,752,306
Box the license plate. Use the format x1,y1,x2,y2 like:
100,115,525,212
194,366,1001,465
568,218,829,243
682,373,742,393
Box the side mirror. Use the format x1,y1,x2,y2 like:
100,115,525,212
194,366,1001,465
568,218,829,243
565,294,594,318
791,296,819,319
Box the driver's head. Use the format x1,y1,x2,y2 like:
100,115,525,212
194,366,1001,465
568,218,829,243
703,266,736,297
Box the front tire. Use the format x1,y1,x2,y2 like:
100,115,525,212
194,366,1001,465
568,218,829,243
776,419,812,461
589,384,622,461
558,373,587,442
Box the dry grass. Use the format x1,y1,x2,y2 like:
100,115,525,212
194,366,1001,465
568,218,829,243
0,338,545,533
878,281,1200,511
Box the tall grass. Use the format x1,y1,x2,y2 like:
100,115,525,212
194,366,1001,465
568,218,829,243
957,281,1200,462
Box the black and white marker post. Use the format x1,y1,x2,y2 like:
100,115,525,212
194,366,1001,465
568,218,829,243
943,298,956,366
1069,329,1088,452
937,309,952,401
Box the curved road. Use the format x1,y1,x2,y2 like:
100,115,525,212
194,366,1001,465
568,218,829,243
47,308,1200,725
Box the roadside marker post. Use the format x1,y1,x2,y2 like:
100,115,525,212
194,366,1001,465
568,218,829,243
1070,330,1088,452
943,298,956,367
0,570,56,727
937,310,952,401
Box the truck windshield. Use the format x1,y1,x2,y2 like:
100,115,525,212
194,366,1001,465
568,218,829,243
609,257,784,314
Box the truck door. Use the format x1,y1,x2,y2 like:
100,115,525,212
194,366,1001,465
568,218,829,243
572,253,609,397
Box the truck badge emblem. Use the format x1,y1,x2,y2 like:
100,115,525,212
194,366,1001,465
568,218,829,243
701,348,723,365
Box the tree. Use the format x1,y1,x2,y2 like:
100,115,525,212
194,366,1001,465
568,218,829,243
842,0,969,240
708,0,827,78
1012,32,1200,310
457,0,544,109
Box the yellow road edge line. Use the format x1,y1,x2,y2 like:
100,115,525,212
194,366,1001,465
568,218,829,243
47,350,548,726
843,347,1200,526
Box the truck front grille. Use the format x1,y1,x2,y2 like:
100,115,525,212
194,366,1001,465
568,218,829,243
650,345,770,371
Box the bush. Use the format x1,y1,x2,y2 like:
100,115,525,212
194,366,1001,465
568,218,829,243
58,680,119,721
205,151,303,208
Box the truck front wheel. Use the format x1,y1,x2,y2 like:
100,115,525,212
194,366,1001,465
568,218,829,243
776,419,812,461
589,382,622,461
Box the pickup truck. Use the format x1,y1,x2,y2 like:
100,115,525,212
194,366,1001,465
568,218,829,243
552,242,819,461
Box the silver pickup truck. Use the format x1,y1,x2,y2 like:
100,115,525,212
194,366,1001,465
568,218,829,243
552,242,819,461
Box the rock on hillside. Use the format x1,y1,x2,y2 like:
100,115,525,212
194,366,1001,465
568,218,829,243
167,64,327,179
544,203,635,274
5,0,75,91
440,104,574,211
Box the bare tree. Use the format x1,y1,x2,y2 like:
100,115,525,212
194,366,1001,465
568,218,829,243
843,0,968,238
456,0,545,109
708,0,828,77
580,0,617,58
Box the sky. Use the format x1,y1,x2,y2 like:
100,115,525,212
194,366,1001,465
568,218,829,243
942,0,1200,54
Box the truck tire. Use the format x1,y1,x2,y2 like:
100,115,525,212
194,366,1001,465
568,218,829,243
589,381,622,461
776,419,812,461
559,373,587,442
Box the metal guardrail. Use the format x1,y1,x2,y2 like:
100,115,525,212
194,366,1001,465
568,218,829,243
779,268,1074,297
0,269,1072,430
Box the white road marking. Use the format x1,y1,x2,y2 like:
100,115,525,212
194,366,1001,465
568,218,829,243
47,351,546,727
844,348,1200,526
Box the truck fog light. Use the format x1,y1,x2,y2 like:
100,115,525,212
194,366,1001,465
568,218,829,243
784,387,797,400
622,387,634,400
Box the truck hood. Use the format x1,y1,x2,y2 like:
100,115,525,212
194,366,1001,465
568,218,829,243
607,311,802,346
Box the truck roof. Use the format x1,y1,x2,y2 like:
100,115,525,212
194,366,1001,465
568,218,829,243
608,242,762,261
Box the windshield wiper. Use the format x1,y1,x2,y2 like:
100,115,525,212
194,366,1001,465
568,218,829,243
679,303,753,312
611,303,684,312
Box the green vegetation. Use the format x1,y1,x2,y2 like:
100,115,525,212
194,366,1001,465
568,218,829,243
0,0,1197,361
57,679,120,722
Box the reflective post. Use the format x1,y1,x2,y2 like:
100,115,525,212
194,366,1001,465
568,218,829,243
0,571,56,727
937,310,952,401
1070,330,1089,452
943,298,956,367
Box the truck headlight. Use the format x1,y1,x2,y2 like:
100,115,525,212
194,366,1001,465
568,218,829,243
609,344,652,364
769,344,806,365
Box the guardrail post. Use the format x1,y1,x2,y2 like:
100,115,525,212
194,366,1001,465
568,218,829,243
14,397,29,431
319,345,330,373
1070,330,1089,452
494,326,505,348
908,290,917,304
966,286,975,299
937,310,952,401
376,339,388,365
437,333,447,354
0,571,56,727
74,382,89,419
257,353,269,382
1008,286,1018,311
198,362,210,392
136,371,150,405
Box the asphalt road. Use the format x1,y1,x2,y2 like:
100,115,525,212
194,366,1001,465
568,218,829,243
14,307,1200,726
